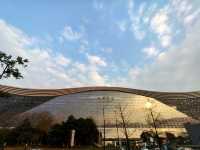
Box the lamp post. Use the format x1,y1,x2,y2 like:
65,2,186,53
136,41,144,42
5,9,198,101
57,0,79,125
145,101,161,149
103,105,105,150
97,96,114,150
114,110,120,147
118,104,131,150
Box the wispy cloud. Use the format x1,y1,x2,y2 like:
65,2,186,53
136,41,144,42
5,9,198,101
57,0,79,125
125,19,200,91
150,8,171,47
117,20,127,32
127,0,147,40
60,25,82,42
1,0,200,91
142,46,159,58
101,47,113,53
93,0,104,10
170,0,200,25
0,19,108,88
55,54,71,67
87,53,107,67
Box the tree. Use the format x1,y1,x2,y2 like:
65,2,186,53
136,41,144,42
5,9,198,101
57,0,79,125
74,118,99,145
2,115,99,147
24,112,54,133
0,51,28,79
113,104,135,150
0,128,10,145
47,124,66,146
6,119,45,146
47,115,99,147
141,131,157,149
145,100,163,149
62,115,99,146
166,132,175,141
117,104,131,150
6,119,33,145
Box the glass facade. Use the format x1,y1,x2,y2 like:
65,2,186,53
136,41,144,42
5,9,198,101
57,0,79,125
29,91,193,127
23,90,197,138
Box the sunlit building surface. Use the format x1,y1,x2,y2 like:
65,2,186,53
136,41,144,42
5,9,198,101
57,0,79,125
0,84,200,139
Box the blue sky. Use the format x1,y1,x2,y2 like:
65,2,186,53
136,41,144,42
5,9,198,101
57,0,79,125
0,0,200,91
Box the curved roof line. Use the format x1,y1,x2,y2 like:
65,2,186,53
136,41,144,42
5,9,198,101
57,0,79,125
1,84,200,99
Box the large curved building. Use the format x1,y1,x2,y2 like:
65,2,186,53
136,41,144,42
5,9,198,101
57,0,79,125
0,84,200,138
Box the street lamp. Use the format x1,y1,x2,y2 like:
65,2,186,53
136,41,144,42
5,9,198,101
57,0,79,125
97,96,114,150
145,100,161,149
114,110,120,147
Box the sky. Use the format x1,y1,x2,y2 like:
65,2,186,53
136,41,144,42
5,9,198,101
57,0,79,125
0,0,200,91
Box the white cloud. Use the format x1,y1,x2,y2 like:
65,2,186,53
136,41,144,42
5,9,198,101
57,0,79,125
101,47,113,53
78,39,89,52
0,19,107,88
157,52,167,62
161,35,171,47
143,46,159,58
1,0,200,92
131,25,146,40
89,70,106,85
74,62,87,73
87,54,107,67
117,21,127,32
126,19,200,91
128,0,146,40
138,2,146,17
184,9,200,24
129,67,141,79
93,0,104,10
151,10,170,35
83,53,108,85
55,54,71,67
0,20,31,57
151,9,171,47
170,0,200,26
128,0,134,15
60,25,82,41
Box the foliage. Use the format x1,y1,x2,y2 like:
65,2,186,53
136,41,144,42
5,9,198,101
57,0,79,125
141,131,156,143
47,115,99,146
0,51,28,79
47,124,66,146
140,131,161,149
0,128,10,145
24,112,54,133
176,136,192,145
166,132,175,141
6,119,46,145
74,118,99,145
0,115,99,147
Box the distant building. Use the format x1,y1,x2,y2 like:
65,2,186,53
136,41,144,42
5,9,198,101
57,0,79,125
0,84,200,139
